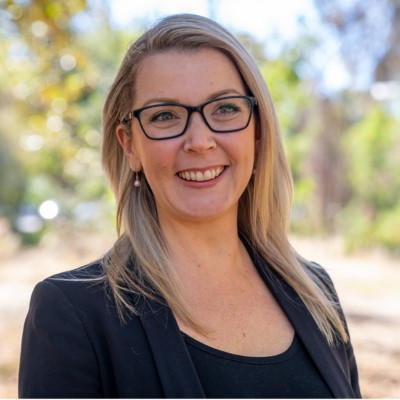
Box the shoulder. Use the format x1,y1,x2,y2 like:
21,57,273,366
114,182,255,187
301,258,330,279
29,257,146,323
28,258,129,328
301,259,339,299
20,260,160,398
46,258,105,281
27,260,109,328
36,259,106,303
25,258,148,348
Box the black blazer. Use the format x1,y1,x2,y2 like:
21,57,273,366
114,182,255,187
19,242,361,398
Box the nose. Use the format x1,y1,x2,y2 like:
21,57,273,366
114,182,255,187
183,112,216,153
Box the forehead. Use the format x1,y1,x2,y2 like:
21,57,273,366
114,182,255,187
133,48,246,105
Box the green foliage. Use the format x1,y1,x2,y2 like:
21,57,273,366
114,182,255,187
374,205,400,252
0,135,27,219
0,0,126,242
337,105,400,252
343,106,398,207
259,47,321,233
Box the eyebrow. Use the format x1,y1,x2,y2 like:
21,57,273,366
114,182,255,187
139,89,245,108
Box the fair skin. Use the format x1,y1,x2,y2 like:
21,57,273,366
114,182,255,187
117,48,293,356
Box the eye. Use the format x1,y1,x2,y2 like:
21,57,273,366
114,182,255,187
150,111,178,123
215,102,240,114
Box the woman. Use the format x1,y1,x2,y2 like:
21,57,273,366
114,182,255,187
19,14,361,398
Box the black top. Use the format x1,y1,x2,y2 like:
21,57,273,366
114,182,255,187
183,332,333,398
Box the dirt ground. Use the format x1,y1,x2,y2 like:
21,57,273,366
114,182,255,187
0,230,399,398
291,236,400,398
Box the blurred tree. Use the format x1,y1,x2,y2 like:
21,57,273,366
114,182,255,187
312,0,400,251
0,0,130,242
314,0,400,86
338,105,400,251
306,97,352,232
0,133,26,220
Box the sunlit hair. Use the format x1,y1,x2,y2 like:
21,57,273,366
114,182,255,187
102,13,347,344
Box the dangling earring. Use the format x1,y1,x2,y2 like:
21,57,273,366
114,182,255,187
134,171,141,188
252,168,256,175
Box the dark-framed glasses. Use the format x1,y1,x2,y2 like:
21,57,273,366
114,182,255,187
122,95,257,140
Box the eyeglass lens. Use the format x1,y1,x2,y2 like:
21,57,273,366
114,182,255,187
138,97,253,139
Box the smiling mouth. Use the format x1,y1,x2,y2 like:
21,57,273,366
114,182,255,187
177,166,225,182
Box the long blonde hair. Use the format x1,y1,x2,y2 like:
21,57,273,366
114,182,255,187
102,14,347,344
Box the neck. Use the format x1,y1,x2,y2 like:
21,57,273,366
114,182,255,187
159,214,245,280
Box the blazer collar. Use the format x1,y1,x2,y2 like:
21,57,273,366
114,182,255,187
137,242,356,398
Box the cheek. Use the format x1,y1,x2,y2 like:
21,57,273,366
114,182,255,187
139,144,176,180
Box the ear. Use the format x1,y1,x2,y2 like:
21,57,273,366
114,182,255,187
116,124,142,172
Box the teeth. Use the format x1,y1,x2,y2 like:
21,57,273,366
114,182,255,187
196,171,204,181
178,167,224,182
204,170,212,180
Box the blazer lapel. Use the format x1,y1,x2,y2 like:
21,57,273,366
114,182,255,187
247,245,356,398
138,297,205,398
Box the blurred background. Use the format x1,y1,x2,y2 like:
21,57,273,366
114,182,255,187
0,0,399,397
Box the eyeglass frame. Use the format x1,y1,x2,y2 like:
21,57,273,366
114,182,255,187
122,95,258,140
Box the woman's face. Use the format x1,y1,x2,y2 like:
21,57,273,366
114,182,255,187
118,48,257,226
